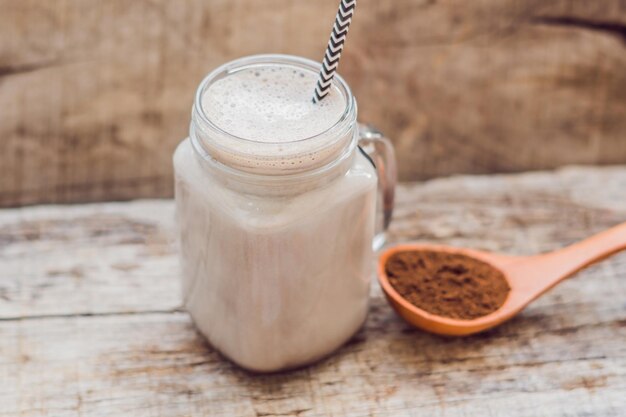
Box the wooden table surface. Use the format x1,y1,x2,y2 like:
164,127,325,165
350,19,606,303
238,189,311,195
1,166,625,416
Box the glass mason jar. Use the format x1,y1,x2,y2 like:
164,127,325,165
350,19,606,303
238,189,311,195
174,54,396,372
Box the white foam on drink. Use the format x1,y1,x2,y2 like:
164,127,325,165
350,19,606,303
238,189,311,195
202,66,345,142
198,65,351,174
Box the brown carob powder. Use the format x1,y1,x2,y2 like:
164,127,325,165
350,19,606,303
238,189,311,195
385,250,511,320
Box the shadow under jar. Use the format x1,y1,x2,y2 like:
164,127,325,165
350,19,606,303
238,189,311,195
173,54,396,372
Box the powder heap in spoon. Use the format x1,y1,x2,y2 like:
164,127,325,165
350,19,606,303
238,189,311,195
385,250,511,320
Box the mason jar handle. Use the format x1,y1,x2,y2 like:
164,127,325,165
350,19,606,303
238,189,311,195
357,124,397,231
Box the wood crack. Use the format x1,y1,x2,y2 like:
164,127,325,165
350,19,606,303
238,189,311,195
0,307,184,322
530,16,626,45
254,408,312,417
0,60,63,78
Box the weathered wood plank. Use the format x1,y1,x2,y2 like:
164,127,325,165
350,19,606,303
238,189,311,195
0,202,180,319
1,166,625,416
0,302,624,416
1,167,626,319
1,1,626,206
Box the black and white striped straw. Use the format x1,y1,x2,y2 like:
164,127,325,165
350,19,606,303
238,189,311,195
313,0,357,103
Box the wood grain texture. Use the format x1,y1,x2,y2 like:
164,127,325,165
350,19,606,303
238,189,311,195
1,1,626,206
1,166,626,416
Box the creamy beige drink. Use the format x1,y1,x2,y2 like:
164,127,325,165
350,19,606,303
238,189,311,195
174,55,378,372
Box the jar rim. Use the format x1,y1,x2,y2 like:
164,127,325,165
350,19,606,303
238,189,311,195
192,54,355,146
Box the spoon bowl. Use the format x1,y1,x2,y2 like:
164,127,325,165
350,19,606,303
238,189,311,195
377,223,626,336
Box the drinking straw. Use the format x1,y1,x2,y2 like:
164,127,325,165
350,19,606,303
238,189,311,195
313,0,357,103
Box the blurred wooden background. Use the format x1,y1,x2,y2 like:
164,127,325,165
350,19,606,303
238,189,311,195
1,0,625,207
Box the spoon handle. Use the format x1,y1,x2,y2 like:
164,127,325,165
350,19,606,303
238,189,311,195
523,222,626,295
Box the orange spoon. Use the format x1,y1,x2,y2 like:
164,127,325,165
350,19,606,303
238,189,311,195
377,222,626,336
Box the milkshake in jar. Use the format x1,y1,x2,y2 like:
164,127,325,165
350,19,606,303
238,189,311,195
174,54,395,372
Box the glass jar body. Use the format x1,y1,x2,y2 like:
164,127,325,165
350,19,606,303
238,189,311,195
174,138,377,372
